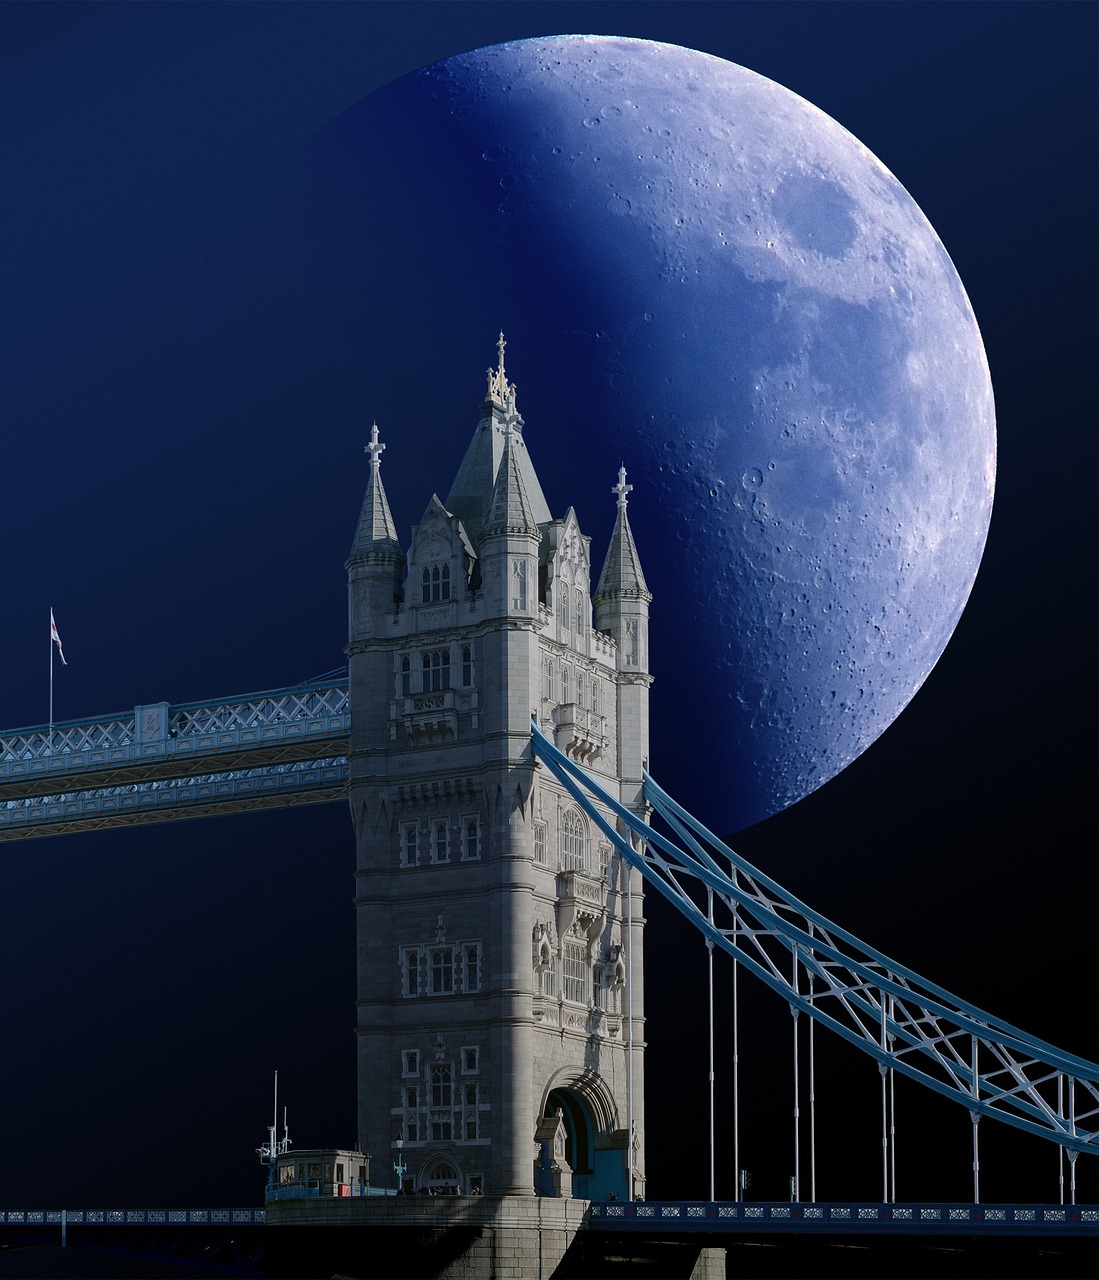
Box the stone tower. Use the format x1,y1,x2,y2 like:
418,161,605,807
345,338,651,1200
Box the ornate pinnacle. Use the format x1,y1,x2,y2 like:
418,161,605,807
365,423,386,472
485,331,518,415
613,465,633,511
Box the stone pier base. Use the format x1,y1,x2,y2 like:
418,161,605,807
265,1194,589,1279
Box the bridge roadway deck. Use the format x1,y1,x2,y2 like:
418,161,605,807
587,1199,1098,1238
0,1201,1093,1239
0,679,349,840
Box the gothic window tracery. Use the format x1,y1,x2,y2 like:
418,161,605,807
422,562,451,604
430,1063,455,1140
561,808,586,872
461,644,473,686
462,942,482,992
399,822,418,867
562,939,590,1005
430,818,450,864
460,815,481,861
511,558,528,610
430,946,455,994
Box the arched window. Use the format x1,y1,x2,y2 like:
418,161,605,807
422,562,451,604
562,940,590,1005
558,586,570,632
561,809,585,872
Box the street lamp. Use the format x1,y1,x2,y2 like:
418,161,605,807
393,1131,407,1193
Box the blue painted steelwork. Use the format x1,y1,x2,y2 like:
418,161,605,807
531,721,1099,1159
587,1200,1098,1238
0,677,349,839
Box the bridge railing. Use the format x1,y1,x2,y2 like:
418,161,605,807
587,1201,1098,1237
0,1208,265,1225
0,679,349,785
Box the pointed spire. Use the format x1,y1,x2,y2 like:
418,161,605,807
482,417,541,537
348,423,402,562
596,465,650,600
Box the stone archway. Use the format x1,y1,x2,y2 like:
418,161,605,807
540,1071,628,1201
418,1155,463,1196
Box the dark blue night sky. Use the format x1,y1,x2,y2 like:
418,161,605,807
0,2,1094,1209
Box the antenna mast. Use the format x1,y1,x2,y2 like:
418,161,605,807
256,1070,291,1195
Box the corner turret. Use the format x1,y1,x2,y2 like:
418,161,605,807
594,467,652,807
346,425,405,643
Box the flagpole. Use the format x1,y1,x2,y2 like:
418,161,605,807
49,606,54,750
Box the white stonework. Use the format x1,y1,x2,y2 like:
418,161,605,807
346,339,652,1200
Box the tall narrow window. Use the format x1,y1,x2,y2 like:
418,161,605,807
591,679,600,715
431,1063,454,1108
400,655,411,697
461,816,481,861
463,1082,479,1140
462,644,473,686
403,1085,420,1143
558,587,570,632
563,940,590,1005
545,659,555,702
431,819,450,865
401,948,420,998
625,618,639,667
400,822,418,868
422,562,451,604
561,665,571,704
561,809,585,872
429,1064,455,1142
533,823,547,865
430,947,455,994
511,558,528,610
574,586,584,633
463,943,481,993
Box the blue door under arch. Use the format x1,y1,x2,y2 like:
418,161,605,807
545,1088,626,1200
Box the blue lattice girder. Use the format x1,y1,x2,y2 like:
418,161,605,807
530,721,1099,1157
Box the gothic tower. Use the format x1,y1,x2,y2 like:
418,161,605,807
346,338,651,1199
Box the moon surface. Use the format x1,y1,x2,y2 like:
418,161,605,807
280,35,995,832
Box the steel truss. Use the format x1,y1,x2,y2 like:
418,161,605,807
531,721,1099,1159
0,677,350,837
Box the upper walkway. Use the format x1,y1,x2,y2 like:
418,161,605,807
0,677,349,840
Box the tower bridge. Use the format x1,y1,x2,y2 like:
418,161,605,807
1,341,1095,1277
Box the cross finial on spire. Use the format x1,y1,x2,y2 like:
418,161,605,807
365,423,385,472
613,464,633,511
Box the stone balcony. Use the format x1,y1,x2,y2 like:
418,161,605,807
553,704,607,763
